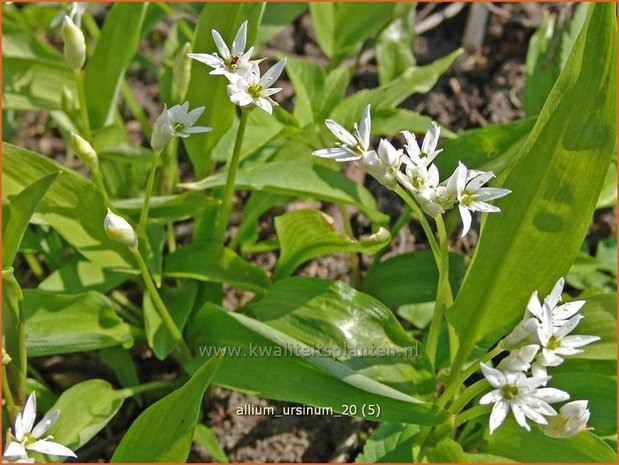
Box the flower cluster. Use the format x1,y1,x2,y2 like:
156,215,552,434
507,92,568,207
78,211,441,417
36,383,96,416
312,106,511,236
189,21,286,115
3,392,76,462
479,277,598,436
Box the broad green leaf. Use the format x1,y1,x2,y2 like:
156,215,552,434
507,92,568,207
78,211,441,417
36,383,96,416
285,56,327,126
180,160,389,225
355,423,418,463
184,3,265,177
38,259,130,294
113,193,220,223
2,143,135,270
2,20,75,111
273,209,390,279
22,289,133,356
111,356,223,462
246,277,435,395
187,304,447,425
549,372,616,436
371,108,456,140
426,438,467,463
47,380,128,450
596,158,617,209
2,172,58,267
193,424,229,463
309,3,395,63
447,4,617,356
331,49,461,128
569,293,616,361
99,347,140,394
363,251,466,308
483,417,616,462
464,453,516,463
376,5,416,85
258,3,307,46
144,282,198,359
434,117,536,177
84,3,148,129
2,268,26,402
164,242,270,293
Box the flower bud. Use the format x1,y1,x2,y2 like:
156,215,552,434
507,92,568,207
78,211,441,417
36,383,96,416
104,209,138,249
150,105,172,151
2,348,12,366
62,16,86,70
70,133,98,167
173,42,192,102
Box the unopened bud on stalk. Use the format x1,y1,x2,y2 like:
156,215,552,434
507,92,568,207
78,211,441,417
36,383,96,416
62,16,86,70
70,133,98,167
173,42,193,102
2,348,12,366
104,209,138,249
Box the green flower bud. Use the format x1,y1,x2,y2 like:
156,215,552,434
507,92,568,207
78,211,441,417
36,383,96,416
104,209,138,249
62,16,86,70
70,133,98,167
2,348,12,366
173,42,193,102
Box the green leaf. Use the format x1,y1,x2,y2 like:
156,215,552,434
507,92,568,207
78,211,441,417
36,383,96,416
246,277,435,396
2,20,75,111
184,3,265,177
111,356,223,462
258,3,307,46
2,268,26,401
2,172,58,267
180,160,389,225
164,242,270,293
363,251,466,308
355,423,418,463
464,453,516,462
273,209,390,279
596,158,617,209
372,108,456,140
330,49,461,128
376,6,416,85
285,56,327,126
483,417,616,462
46,380,128,451
84,3,148,129
187,304,447,425
144,282,198,359
2,142,135,270
113,193,220,223
193,424,229,463
569,293,616,361
38,259,130,294
426,438,467,463
447,4,617,355
99,346,140,394
23,289,133,356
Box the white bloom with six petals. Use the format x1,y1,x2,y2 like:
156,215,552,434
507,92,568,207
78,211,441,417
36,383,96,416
188,21,255,77
542,400,592,438
313,104,372,161
151,101,211,151
3,392,76,461
479,363,569,434
226,59,287,114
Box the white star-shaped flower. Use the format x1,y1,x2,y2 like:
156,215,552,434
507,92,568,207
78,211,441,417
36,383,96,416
3,392,76,462
438,162,511,236
542,400,592,438
188,21,256,77
479,363,569,434
400,122,442,168
151,101,211,151
226,59,287,114
312,104,372,162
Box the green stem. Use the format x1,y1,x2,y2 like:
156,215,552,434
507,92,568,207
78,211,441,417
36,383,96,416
454,405,492,429
129,247,191,362
425,215,451,366
123,380,173,397
110,290,142,319
74,69,91,142
139,148,163,232
23,253,43,280
91,165,112,208
394,185,441,268
338,203,361,289
2,365,16,422
448,379,489,415
213,110,249,244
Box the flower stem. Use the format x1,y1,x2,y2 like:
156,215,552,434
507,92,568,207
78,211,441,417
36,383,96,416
394,185,441,268
139,148,163,232
338,203,361,288
213,109,249,244
74,69,91,142
425,215,451,366
448,378,489,415
91,165,112,208
2,364,17,422
123,380,174,397
129,247,191,362
454,405,492,428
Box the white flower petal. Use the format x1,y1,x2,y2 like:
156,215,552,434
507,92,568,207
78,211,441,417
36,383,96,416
3,441,28,458
480,363,505,388
183,125,212,134
510,403,530,431
489,401,509,434
211,28,230,58
526,291,543,320
21,393,37,436
546,277,565,309
231,20,248,56
480,390,502,405
183,106,205,127
260,58,286,89
358,104,371,150
553,300,585,321
421,121,440,155
555,314,584,338
536,387,570,403
253,97,273,114
28,440,76,458
474,187,511,202
560,334,600,349
31,409,60,439
325,120,357,147
459,204,472,237
187,52,223,69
